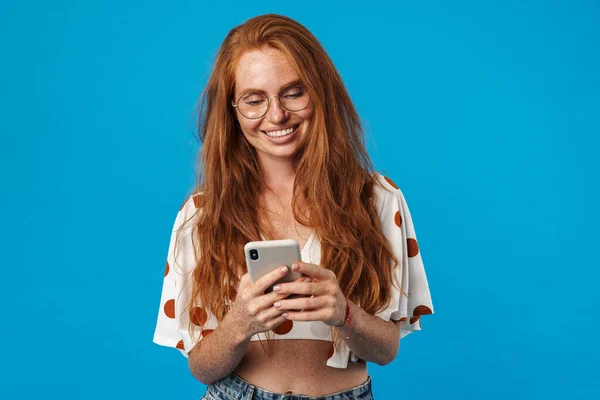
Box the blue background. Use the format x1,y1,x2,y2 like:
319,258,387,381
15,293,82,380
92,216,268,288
1,1,598,399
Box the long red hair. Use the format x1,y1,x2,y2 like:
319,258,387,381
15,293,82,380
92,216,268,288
179,14,397,345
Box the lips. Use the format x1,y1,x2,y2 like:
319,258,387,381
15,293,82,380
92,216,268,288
262,124,299,138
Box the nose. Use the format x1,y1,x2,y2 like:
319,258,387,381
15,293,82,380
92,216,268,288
265,95,288,124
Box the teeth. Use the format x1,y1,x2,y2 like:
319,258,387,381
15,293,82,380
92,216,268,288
264,126,296,138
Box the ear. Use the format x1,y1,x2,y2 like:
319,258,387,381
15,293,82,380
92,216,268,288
231,103,239,121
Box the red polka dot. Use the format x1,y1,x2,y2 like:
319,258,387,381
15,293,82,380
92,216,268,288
190,307,208,326
164,299,175,319
180,194,205,210
413,305,432,316
193,194,205,209
407,238,419,257
201,329,214,338
164,261,170,277
394,211,402,228
384,176,399,190
327,343,335,359
273,320,293,335
410,315,420,324
176,340,185,350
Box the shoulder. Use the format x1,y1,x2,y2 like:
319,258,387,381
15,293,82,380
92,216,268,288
179,191,205,214
166,192,205,273
175,192,205,223
167,192,205,244
373,172,401,193
371,172,417,233
371,172,404,210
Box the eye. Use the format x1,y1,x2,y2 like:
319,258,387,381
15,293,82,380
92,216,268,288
241,92,266,106
282,85,306,99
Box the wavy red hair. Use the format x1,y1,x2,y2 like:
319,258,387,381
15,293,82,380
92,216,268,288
178,14,398,346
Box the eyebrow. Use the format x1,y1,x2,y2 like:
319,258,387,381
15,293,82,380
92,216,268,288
236,79,304,97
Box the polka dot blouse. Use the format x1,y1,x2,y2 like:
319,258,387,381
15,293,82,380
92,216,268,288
153,173,434,368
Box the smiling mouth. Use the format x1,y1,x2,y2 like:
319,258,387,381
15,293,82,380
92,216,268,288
262,125,299,138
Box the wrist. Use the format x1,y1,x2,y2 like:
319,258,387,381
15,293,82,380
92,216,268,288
333,295,350,329
333,319,347,328
222,309,253,345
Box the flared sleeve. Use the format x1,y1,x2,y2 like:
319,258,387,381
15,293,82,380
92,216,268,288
347,175,434,365
152,196,218,357
374,175,434,335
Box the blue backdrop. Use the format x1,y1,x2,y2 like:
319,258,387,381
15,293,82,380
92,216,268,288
1,1,598,399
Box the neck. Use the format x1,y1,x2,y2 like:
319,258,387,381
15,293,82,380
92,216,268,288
258,156,296,193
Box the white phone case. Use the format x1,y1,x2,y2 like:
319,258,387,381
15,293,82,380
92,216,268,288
244,239,303,291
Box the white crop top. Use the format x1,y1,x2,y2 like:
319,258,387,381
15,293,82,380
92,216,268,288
153,173,434,368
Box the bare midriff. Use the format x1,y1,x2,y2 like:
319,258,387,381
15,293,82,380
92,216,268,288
233,339,368,396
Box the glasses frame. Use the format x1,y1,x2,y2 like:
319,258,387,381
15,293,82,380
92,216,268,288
232,83,311,120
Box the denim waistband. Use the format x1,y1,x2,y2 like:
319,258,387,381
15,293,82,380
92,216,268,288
205,373,373,400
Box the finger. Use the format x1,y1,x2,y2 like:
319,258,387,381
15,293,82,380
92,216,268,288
282,277,313,299
235,273,252,297
291,261,332,280
252,271,309,298
265,315,288,331
256,305,285,322
274,295,327,311
252,265,290,296
282,309,330,322
250,275,312,310
252,288,299,312
273,281,324,296
239,273,251,287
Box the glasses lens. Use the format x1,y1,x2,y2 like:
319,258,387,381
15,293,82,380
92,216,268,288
281,85,310,111
238,92,268,119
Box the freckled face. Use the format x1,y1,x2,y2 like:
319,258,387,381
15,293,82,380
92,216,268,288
233,47,314,164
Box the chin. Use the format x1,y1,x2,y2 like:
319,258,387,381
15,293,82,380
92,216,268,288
260,148,301,161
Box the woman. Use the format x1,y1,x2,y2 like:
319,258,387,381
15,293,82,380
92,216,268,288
153,14,433,400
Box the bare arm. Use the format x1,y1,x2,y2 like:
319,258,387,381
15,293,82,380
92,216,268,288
187,266,306,384
187,312,252,384
273,262,400,366
332,300,400,365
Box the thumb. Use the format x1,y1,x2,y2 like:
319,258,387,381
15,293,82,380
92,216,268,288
239,273,251,287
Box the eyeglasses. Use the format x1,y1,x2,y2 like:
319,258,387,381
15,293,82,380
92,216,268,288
232,84,311,119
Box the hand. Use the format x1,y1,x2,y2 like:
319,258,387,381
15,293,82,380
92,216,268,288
271,262,346,327
228,266,310,341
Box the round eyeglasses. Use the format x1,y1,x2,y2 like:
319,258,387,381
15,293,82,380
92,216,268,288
232,84,311,119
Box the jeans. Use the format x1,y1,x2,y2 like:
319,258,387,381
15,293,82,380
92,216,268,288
202,373,374,400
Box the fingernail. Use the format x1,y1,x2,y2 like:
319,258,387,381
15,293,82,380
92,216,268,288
273,285,281,292
274,302,281,308
282,313,289,318
280,266,288,274
292,264,300,271
304,278,312,282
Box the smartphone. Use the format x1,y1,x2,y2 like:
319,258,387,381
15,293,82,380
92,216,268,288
244,239,303,293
